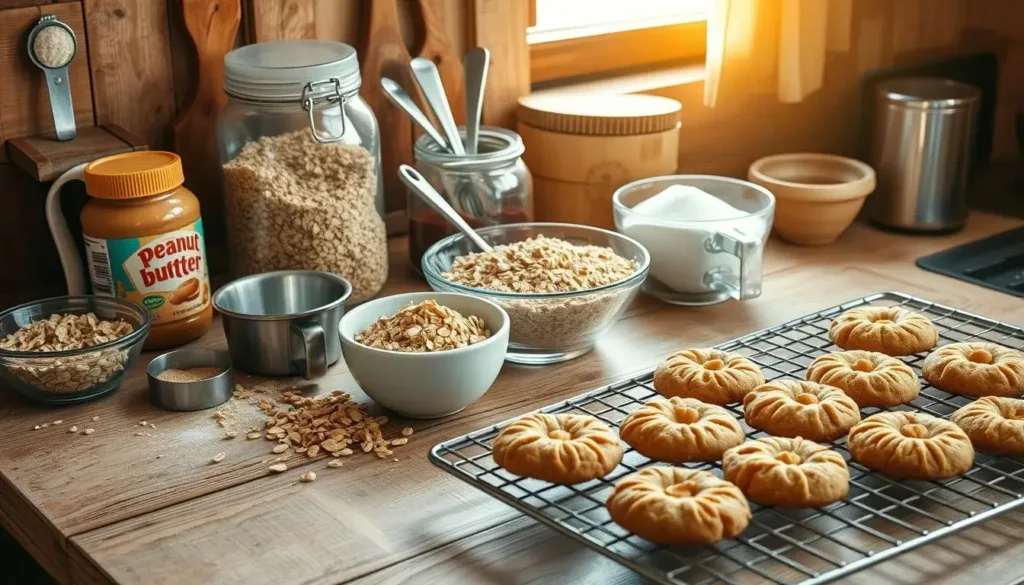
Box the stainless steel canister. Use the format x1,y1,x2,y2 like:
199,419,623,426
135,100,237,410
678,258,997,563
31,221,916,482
869,78,980,232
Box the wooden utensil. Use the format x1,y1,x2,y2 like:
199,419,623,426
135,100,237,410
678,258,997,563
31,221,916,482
416,0,465,125
172,0,241,242
244,0,315,42
360,0,415,215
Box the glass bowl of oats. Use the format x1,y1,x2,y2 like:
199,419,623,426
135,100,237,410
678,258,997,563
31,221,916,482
0,296,150,405
421,223,650,365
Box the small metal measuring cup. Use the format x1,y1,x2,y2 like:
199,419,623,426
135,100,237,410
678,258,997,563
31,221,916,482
147,349,234,411
213,271,351,379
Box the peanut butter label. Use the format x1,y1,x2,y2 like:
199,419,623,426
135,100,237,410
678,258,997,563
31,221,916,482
84,219,210,325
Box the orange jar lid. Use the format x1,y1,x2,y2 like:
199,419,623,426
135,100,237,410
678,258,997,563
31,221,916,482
84,151,185,199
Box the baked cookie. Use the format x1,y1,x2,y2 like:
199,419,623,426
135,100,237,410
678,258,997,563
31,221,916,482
743,380,861,442
806,350,920,407
492,413,623,484
829,306,938,356
606,467,751,545
653,348,765,405
847,412,974,480
922,342,1024,398
723,437,849,508
619,397,745,463
951,396,1024,455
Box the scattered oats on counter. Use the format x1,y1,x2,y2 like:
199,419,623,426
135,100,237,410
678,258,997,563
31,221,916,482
211,452,226,463
442,234,638,294
300,471,317,483
356,299,491,352
256,389,408,460
0,313,134,393
269,463,288,473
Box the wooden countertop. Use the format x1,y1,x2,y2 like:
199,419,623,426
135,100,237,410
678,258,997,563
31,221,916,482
2,213,1023,585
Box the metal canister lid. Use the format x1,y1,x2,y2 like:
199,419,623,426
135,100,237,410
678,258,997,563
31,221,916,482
224,40,361,102
876,78,980,110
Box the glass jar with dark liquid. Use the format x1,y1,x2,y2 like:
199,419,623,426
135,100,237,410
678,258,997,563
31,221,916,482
408,128,533,273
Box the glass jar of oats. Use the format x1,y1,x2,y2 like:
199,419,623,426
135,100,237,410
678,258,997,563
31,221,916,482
216,40,386,304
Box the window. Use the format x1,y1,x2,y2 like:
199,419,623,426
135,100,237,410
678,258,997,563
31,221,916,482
528,0,711,84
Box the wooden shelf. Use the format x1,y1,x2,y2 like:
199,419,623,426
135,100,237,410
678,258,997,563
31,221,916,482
5,123,147,183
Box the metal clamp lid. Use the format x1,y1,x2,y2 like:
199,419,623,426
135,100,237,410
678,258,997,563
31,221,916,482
301,78,348,143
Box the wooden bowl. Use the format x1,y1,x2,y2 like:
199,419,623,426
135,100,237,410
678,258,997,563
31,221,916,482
748,154,876,246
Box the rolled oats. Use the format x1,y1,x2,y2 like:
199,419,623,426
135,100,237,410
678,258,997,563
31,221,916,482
221,129,387,303
268,463,288,473
441,235,641,351
211,452,226,463
401,427,414,437
355,300,491,352
442,235,637,294
0,313,133,394
300,471,316,482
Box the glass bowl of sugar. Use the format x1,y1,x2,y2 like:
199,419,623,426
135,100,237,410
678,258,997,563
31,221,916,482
613,176,775,306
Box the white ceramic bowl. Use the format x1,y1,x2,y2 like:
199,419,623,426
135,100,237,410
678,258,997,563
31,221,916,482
339,292,510,419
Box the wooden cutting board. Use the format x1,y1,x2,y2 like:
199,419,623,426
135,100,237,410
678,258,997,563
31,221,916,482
172,0,241,255
360,0,415,216
416,0,465,125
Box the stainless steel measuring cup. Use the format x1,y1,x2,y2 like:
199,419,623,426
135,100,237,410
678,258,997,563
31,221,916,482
212,271,351,379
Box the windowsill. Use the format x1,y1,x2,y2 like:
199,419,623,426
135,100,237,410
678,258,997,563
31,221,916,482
530,63,706,98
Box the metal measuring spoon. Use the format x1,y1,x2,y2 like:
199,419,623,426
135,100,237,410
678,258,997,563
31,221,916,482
399,165,492,253
410,57,465,156
381,77,450,152
463,48,490,155
27,15,77,141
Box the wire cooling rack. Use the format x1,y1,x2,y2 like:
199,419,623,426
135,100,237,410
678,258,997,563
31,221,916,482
429,292,1024,585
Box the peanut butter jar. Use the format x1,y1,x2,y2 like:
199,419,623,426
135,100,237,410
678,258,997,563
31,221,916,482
517,94,681,230
78,152,212,348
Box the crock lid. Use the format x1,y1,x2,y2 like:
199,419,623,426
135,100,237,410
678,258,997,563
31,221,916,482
224,40,361,102
877,78,980,109
516,94,681,136
85,152,184,199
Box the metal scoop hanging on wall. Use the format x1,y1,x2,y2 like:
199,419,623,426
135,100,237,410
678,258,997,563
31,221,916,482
27,15,78,141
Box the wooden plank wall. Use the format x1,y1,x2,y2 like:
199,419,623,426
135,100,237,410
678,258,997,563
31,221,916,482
0,0,488,309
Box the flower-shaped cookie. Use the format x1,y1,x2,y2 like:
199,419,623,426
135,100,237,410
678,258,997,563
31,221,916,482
619,397,745,463
951,396,1024,455
806,350,920,407
723,437,849,507
847,412,974,480
829,306,938,356
653,348,765,405
743,380,861,442
606,467,751,545
492,413,623,484
922,342,1024,397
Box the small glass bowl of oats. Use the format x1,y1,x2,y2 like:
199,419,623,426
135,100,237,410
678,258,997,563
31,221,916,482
0,296,150,405
422,223,650,365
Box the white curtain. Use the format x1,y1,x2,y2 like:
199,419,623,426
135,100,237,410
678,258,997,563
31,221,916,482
703,0,967,107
